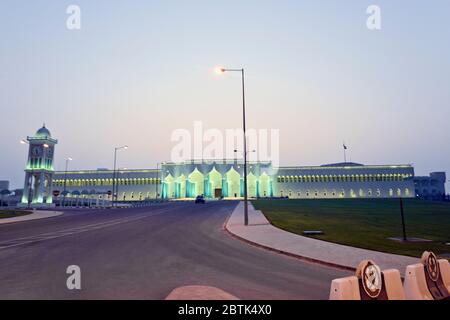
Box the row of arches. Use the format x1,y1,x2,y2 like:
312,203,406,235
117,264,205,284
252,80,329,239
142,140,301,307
53,177,161,188
162,167,273,199
279,188,411,198
277,173,412,183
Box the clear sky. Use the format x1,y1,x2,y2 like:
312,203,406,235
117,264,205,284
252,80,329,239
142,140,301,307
1,0,449,190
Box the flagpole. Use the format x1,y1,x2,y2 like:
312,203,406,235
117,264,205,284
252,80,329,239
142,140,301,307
343,142,347,163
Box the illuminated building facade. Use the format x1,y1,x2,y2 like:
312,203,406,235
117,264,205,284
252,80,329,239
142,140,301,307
21,126,444,206
51,160,416,203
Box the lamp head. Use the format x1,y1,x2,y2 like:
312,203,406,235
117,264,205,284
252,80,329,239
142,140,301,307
215,66,226,75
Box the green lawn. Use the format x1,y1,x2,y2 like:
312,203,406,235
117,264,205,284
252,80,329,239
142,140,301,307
0,210,32,219
253,199,450,258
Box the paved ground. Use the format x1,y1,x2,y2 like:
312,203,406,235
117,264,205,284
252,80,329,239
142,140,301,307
227,202,418,274
0,201,347,300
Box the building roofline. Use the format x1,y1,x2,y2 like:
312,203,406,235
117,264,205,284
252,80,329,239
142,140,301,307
55,164,414,175
54,169,159,174
276,164,413,170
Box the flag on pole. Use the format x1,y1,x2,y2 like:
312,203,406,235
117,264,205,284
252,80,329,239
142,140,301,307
343,143,347,150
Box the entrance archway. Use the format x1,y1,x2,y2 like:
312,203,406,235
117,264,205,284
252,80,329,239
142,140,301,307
176,174,186,198
226,167,241,198
188,168,204,197
259,172,270,197
164,174,176,199
208,167,222,198
247,172,257,198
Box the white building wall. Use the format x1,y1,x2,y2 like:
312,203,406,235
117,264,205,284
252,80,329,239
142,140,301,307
273,164,415,199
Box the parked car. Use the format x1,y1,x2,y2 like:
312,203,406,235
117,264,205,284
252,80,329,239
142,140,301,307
195,195,206,204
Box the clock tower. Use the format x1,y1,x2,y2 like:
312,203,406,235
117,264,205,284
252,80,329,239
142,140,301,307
21,125,58,207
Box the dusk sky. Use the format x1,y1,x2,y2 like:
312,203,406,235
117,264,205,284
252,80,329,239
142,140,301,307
1,0,449,189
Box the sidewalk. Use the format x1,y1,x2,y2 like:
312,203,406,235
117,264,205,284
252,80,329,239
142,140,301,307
226,202,417,275
0,211,63,225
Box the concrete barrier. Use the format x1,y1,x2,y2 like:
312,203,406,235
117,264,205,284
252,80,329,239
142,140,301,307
330,260,405,300
439,259,450,292
404,252,450,300
404,263,433,300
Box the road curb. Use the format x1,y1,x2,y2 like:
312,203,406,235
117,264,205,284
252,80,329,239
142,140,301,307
223,203,356,273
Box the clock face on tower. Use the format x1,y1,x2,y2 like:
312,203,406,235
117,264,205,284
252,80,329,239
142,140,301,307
32,146,42,157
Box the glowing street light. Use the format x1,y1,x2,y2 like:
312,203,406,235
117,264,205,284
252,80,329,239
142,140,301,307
112,145,129,207
214,66,226,75
20,139,32,208
217,66,250,226
62,157,73,207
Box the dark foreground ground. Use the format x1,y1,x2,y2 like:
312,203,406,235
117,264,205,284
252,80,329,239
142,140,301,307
254,199,450,258
0,210,32,219
0,201,346,299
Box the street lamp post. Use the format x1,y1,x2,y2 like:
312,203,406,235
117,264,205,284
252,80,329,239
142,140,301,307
217,67,249,226
112,146,128,207
62,157,73,207
20,139,34,209
155,162,160,201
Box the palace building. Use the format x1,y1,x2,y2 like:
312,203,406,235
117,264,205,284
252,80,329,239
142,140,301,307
20,126,445,207
50,160,415,203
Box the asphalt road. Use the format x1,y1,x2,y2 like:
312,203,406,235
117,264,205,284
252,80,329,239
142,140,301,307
0,201,348,299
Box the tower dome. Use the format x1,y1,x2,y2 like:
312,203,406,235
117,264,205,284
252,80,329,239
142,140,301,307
35,124,51,138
